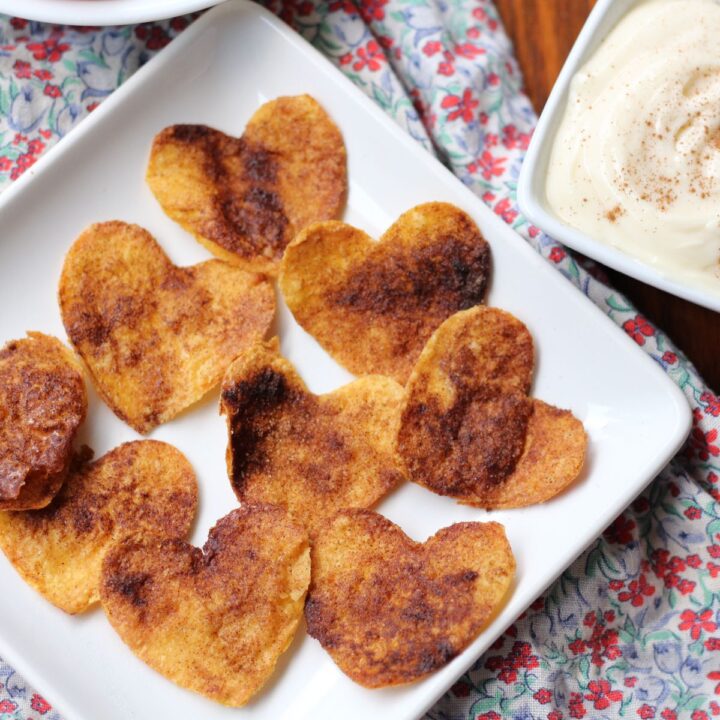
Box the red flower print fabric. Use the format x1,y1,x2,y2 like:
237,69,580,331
0,3,718,720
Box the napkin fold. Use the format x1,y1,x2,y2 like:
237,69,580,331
0,3,718,719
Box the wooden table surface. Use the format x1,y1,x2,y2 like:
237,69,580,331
494,0,719,391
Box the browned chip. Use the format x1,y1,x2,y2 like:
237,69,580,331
0,440,197,614
146,95,347,275
220,339,405,534
100,504,310,707
279,202,491,383
59,221,274,434
397,306,587,508
0,333,87,510
305,509,514,688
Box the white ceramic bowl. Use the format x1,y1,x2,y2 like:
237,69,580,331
517,0,720,313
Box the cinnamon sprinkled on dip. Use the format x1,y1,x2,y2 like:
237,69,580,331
546,0,720,295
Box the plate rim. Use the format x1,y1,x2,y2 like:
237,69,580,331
0,2,694,719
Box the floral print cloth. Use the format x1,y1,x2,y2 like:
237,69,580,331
0,2,718,720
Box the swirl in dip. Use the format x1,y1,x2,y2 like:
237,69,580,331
546,0,720,294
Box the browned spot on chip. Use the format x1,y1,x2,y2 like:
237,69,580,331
147,95,347,275
0,333,86,510
397,306,586,508
279,202,491,383
58,221,274,434
100,504,310,707
305,509,514,688
463,400,588,509
220,340,405,534
398,385,532,498
0,440,197,614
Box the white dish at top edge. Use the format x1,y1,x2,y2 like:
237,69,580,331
0,0,219,26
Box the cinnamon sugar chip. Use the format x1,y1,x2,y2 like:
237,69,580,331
305,509,514,688
59,221,274,434
147,95,347,275
220,340,405,533
0,333,86,510
101,504,310,706
397,306,586,508
279,202,491,383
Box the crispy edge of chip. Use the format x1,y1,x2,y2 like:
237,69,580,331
100,503,310,706
220,339,406,531
458,399,588,509
196,227,280,277
58,221,274,434
0,468,67,513
0,332,87,511
305,509,515,688
0,440,198,614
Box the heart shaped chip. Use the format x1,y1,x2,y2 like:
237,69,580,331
220,340,405,533
397,306,587,508
279,202,491,383
0,333,86,511
305,509,514,688
59,221,274,434
147,95,347,275
0,440,197,614
101,504,310,707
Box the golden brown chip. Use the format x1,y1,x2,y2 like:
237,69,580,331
279,202,491,383
0,440,197,614
305,509,514,688
59,221,274,434
146,95,347,275
220,339,405,534
397,306,587,508
100,504,310,707
0,333,87,510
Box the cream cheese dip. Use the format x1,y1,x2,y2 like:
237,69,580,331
546,0,720,295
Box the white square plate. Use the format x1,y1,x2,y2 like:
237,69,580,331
0,3,692,719
517,0,720,313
